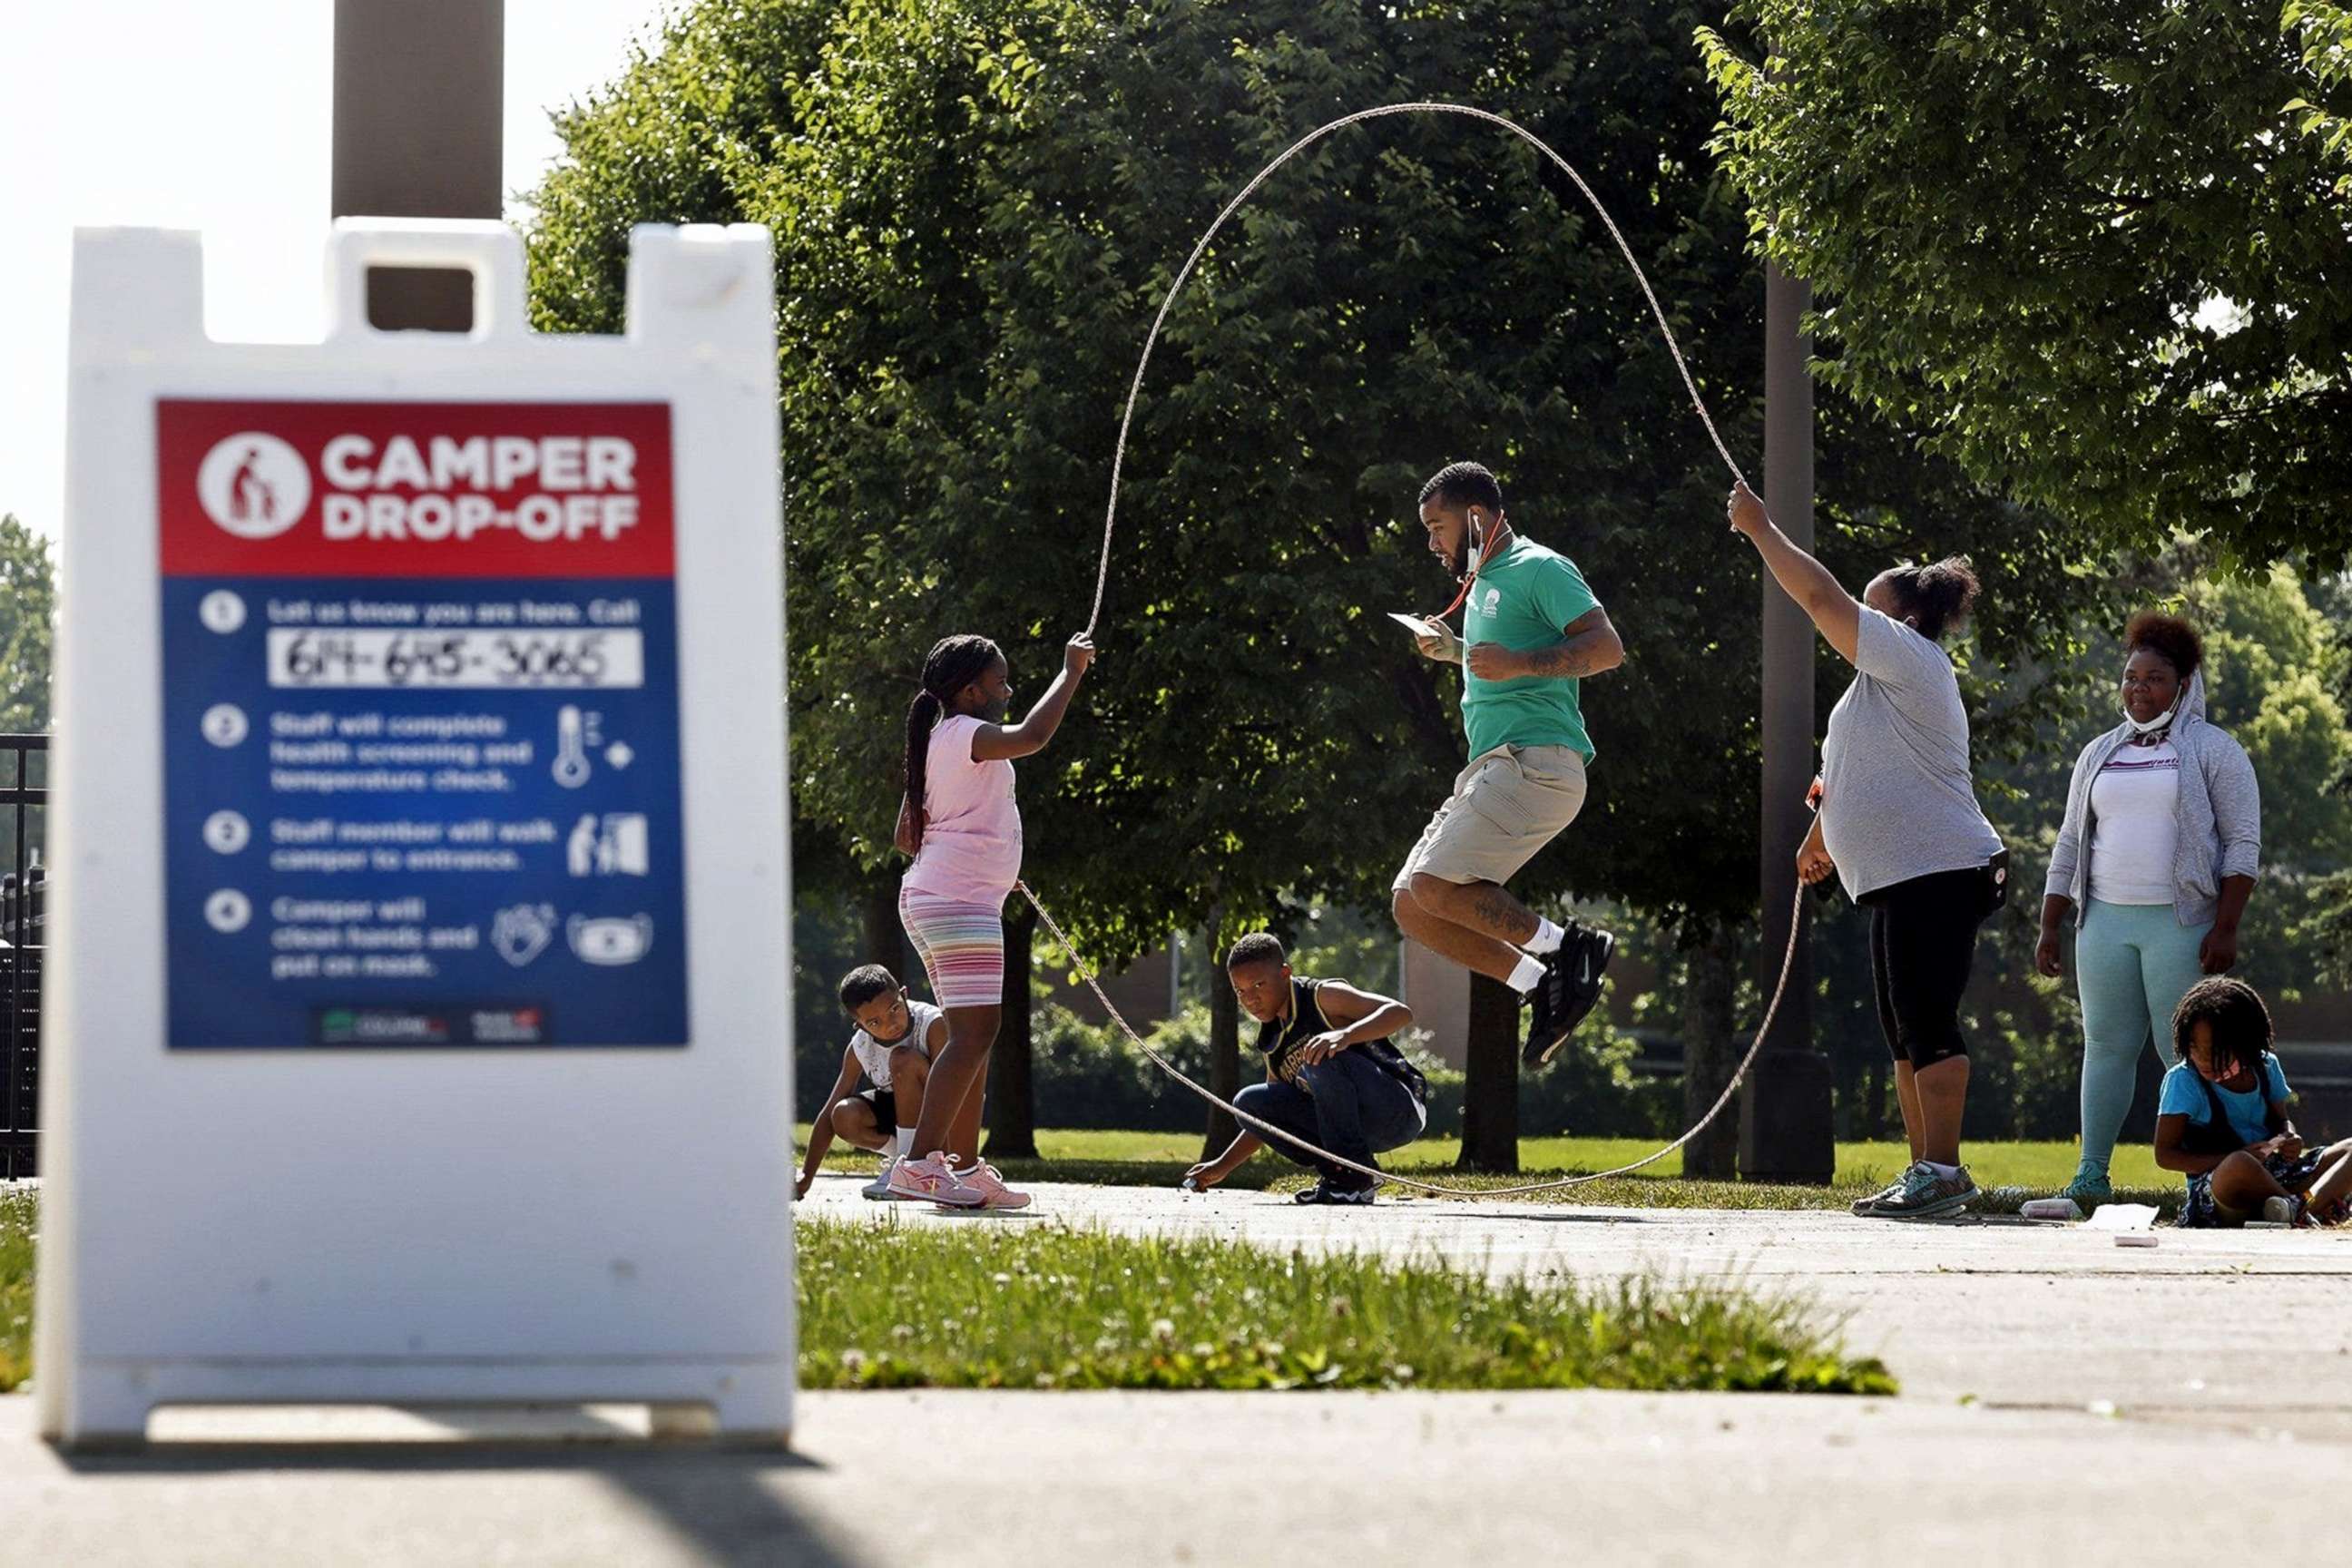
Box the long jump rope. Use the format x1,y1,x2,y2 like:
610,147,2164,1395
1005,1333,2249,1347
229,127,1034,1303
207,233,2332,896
1002,103,1807,1200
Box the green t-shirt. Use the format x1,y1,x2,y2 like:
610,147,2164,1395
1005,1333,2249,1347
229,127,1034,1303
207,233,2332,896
1460,535,1602,761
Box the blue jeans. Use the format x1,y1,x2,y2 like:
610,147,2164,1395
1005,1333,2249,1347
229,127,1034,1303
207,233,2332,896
1233,1050,1426,1188
2075,899,2210,1173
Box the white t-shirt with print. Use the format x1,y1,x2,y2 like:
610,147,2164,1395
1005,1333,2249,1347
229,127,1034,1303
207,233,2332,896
849,999,943,1090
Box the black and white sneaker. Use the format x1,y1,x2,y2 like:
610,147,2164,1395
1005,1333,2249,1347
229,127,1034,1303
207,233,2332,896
1522,923,1614,1068
1293,1178,1378,1206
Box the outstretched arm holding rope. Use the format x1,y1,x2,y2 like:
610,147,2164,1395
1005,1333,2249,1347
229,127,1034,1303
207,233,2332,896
1727,481,1860,663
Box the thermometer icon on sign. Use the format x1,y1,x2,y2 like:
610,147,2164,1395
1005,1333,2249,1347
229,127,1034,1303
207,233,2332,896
554,705,593,788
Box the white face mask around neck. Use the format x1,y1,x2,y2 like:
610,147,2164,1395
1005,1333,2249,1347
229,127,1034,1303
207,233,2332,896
2122,696,2180,737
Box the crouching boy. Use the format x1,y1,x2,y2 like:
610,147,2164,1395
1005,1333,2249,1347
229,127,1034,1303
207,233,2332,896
795,965,945,1200
1182,933,1429,1206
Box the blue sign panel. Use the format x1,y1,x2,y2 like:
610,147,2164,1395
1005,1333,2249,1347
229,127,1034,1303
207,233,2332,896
157,399,690,1048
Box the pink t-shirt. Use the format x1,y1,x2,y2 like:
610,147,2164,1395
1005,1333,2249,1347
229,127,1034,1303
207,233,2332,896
903,713,1022,903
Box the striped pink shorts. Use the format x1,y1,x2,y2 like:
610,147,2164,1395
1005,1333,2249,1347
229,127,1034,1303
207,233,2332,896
898,885,1006,1011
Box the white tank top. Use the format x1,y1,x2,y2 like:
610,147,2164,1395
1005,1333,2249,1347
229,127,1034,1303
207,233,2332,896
2089,740,2180,906
849,1000,942,1089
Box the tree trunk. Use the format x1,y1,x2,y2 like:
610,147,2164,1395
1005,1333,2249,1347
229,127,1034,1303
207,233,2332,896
1455,974,1521,1173
1681,927,1740,1179
861,879,903,975
984,902,1039,1161
1201,916,1240,1162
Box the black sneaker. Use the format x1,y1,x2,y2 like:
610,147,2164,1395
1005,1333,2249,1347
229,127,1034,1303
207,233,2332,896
1293,1178,1377,1206
1523,924,1614,1068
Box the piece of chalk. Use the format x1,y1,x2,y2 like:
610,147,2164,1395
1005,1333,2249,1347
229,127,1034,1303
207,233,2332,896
2114,1233,2160,1248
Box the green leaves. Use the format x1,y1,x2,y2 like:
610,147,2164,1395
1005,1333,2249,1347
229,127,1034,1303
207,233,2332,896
524,0,2121,968
0,515,54,734
1705,1,2352,567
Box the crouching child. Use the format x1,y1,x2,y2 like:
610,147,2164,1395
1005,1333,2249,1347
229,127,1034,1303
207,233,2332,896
1182,933,1429,1206
795,965,946,1201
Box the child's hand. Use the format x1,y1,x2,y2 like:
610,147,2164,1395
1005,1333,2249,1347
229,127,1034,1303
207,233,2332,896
1293,1030,1351,1067
793,1171,814,1200
1181,1160,1220,1191
1064,632,1096,678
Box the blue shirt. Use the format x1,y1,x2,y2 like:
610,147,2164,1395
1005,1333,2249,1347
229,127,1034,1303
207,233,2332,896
2156,1054,2291,1149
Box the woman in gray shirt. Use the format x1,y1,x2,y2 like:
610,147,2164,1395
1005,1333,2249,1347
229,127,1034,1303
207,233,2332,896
1730,483,2004,1220
2035,612,2260,1207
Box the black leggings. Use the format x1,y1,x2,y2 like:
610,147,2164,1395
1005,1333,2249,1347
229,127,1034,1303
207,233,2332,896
1865,866,1990,1071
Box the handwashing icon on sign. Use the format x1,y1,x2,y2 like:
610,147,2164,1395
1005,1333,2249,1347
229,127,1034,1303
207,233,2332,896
491,903,557,968
553,705,593,788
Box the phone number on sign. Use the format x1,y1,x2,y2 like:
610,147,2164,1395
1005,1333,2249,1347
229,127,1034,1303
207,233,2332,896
265,629,646,689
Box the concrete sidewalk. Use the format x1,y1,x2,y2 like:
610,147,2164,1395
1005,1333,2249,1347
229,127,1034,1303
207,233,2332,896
4,1387,2346,1566
801,1178,2352,1411
7,1186,2347,1564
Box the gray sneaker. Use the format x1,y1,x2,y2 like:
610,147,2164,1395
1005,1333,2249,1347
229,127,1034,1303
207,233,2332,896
1849,1175,1907,1217
1867,1161,1978,1221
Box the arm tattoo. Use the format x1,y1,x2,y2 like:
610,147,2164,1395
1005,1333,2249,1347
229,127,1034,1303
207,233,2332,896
1520,634,1617,678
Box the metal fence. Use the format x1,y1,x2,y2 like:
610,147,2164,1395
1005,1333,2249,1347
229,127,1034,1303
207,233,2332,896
2,735,46,1180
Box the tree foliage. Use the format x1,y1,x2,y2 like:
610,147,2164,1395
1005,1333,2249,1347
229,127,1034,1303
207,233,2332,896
529,0,2105,943
1700,1,2352,568
0,516,54,733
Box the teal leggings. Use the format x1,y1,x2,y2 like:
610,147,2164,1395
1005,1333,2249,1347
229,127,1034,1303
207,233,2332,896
2075,899,2210,1172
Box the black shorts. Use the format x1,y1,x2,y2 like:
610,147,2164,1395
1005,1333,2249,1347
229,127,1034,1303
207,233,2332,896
854,1086,898,1135
1863,866,1992,1070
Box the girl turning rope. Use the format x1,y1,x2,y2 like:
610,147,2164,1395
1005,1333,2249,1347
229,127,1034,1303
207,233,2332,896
887,631,1097,1209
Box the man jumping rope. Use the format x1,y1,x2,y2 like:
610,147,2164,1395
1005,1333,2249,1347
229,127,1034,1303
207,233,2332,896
1394,461,1622,1065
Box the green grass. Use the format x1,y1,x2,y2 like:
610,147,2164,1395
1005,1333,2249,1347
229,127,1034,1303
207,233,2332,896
0,1191,1892,1396
798,1219,1894,1395
0,1186,31,1391
807,1128,2180,1213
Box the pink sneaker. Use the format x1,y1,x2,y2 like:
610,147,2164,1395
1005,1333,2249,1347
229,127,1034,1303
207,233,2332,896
947,1160,1033,1211
887,1153,983,1207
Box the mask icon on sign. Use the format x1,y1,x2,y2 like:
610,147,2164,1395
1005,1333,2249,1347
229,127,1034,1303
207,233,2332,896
569,914,653,966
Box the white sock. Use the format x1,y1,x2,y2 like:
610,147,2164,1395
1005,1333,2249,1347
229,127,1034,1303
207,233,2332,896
894,1127,915,1160
1506,953,1546,995
1925,1161,1962,1180
1524,917,1566,956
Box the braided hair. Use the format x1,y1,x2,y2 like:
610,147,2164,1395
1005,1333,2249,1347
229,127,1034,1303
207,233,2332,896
1880,556,1982,642
901,633,1003,854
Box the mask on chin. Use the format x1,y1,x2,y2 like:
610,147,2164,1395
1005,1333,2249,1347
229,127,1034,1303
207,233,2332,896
2122,697,2179,737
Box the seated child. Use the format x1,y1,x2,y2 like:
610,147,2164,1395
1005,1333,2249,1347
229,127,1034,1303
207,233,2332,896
795,965,946,1201
2155,976,2352,1228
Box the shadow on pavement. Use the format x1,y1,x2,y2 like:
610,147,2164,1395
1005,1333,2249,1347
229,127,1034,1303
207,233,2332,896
54,1418,871,1568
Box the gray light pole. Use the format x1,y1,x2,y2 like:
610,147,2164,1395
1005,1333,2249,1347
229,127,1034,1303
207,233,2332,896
1737,260,1835,1183
330,0,505,331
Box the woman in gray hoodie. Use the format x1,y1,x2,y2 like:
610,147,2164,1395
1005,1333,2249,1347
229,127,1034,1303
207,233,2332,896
2036,612,2261,1205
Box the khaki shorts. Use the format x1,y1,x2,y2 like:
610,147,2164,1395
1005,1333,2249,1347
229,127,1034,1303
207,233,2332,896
1393,745,1589,893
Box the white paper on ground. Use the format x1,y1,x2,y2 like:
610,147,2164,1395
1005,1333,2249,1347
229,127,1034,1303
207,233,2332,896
2083,1202,2160,1230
